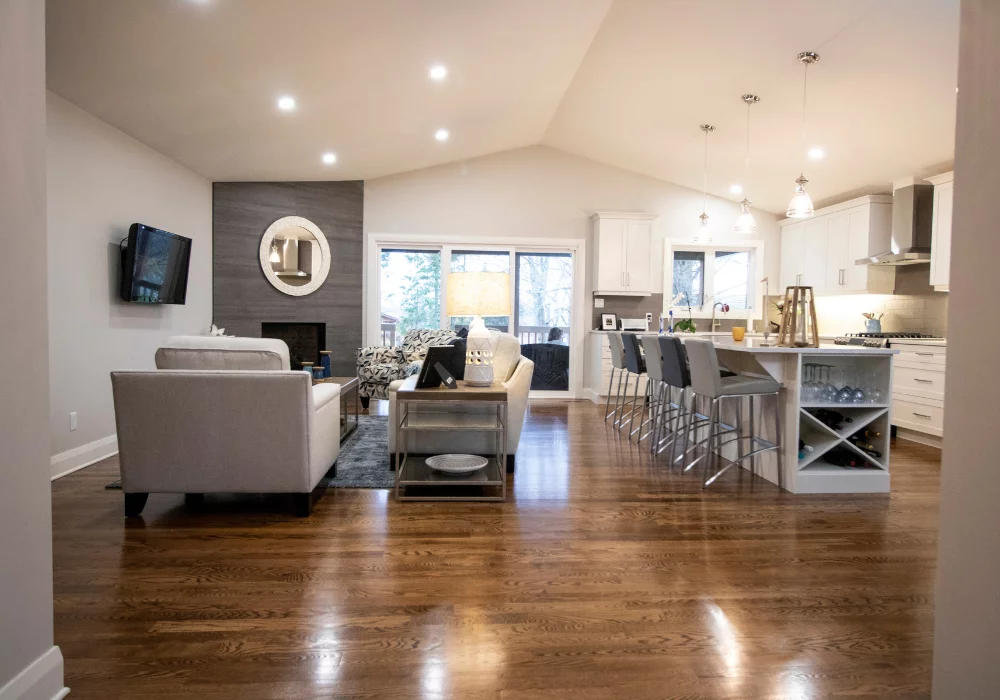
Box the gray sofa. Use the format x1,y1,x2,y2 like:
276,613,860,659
110,336,341,517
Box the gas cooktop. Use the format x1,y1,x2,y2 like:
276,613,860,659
833,332,943,348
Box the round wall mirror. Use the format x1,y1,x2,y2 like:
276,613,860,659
259,216,331,296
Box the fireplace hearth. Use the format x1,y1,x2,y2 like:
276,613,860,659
261,322,326,370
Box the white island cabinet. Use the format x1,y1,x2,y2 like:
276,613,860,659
707,339,895,494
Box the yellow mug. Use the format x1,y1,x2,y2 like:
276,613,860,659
731,326,746,342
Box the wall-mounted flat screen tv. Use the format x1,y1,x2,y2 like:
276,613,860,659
120,223,192,304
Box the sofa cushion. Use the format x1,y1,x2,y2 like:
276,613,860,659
358,361,404,384
491,331,521,382
155,335,290,371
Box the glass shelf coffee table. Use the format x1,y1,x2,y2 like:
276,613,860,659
394,375,507,501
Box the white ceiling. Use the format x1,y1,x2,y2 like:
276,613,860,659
46,0,959,214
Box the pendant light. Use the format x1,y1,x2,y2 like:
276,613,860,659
695,124,715,241
734,94,759,234
787,51,819,218
269,242,281,263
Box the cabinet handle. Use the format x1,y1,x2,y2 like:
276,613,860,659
912,412,932,419
915,352,935,357
913,378,933,384
840,269,845,285
627,271,630,287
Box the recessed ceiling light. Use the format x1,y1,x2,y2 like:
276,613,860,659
808,147,825,160
429,64,448,81
434,128,450,142
729,184,743,195
277,95,296,112
322,152,337,165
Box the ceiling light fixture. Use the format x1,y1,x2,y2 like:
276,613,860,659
787,52,819,218
435,128,450,142
269,243,281,263
808,147,825,160
277,95,296,112
322,152,337,165
730,184,743,195
429,64,448,81
695,124,715,240
734,94,759,235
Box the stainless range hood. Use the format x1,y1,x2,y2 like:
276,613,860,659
856,184,934,265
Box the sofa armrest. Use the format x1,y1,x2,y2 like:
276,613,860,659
503,357,534,452
312,382,341,411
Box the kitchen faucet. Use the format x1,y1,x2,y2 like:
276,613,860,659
711,302,729,332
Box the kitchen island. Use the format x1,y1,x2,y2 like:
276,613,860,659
706,338,896,494
590,333,897,494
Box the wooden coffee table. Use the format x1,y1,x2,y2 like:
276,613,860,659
315,375,359,442
394,375,507,502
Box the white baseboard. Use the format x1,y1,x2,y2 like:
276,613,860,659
583,389,601,404
895,428,943,449
0,646,68,700
51,433,118,480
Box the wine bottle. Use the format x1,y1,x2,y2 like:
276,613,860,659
850,439,879,453
826,449,859,468
798,439,815,460
863,429,881,439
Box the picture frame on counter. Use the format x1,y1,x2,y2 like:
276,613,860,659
600,313,617,331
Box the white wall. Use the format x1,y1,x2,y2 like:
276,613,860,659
46,93,213,477
363,145,780,334
932,1,1000,697
0,2,67,699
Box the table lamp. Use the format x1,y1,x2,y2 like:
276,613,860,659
446,272,512,386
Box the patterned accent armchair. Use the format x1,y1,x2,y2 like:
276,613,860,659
357,328,458,405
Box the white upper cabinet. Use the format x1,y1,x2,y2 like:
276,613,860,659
779,222,806,289
591,212,656,296
778,196,894,297
928,172,953,291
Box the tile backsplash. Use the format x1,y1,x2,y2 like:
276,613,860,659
592,294,663,330
813,293,949,337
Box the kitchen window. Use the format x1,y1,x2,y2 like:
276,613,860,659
665,241,762,320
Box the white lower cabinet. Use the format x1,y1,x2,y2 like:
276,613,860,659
891,342,946,438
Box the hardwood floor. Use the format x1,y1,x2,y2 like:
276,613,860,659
52,400,940,699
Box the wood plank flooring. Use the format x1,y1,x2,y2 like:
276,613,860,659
51,400,940,699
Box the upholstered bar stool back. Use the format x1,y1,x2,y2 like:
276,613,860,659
684,338,724,398
621,333,646,374
659,336,691,389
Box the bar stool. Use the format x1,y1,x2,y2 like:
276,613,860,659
658,336,711,467
620,333,649,440
605,333,630,427
640,335,682,452
683,338,784,489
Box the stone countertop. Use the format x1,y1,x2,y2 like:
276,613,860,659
709,338,897,355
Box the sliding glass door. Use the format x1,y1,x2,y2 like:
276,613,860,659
378,248,441,346
448,250,511,334
375,241,577,395
515,253,572,392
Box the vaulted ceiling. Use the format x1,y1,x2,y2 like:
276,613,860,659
46,0,959,214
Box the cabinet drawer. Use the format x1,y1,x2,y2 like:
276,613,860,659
893,365,945,401
893,344,946,368
892,397,944,436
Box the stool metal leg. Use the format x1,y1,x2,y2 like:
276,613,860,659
748,395,757,480
604,367,618,422
614,370,630,429
701,398,719,487
774,390,785,490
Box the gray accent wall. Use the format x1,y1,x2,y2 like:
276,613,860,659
213,181,364,376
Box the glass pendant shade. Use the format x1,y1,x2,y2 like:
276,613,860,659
269,243,281,263
786,175,814,218
734,198,757,234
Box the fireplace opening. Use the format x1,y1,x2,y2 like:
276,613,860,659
261,322,326,370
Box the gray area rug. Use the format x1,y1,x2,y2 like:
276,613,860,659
106,414,393,490
320,414,393,489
